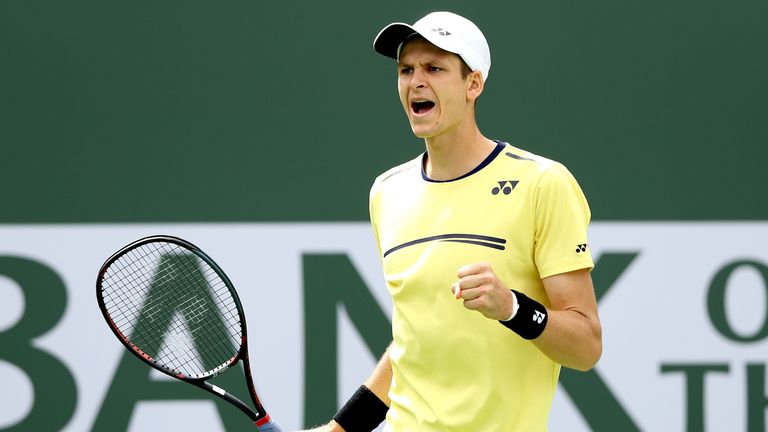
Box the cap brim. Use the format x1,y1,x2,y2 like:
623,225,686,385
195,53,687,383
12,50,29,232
373,23,419,60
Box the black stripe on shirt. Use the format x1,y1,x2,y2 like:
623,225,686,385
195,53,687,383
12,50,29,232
383,233,507,258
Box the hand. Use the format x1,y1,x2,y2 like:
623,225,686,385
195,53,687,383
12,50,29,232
257,419,284,432
451,262,515,321
293,420,345,432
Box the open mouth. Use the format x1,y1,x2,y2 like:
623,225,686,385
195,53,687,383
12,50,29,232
411,100,436,115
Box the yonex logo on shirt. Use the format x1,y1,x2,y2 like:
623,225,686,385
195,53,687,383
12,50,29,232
576,244,588,253
491,180,519,195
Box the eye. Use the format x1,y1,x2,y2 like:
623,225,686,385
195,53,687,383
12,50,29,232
399,67,413,76
429,66,442,72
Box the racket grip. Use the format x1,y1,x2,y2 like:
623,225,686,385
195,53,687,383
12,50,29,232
257,418,284,432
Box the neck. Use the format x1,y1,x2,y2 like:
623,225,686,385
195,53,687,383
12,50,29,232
423,122,495,181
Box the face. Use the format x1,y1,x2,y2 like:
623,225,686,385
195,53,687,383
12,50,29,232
397,38,482,139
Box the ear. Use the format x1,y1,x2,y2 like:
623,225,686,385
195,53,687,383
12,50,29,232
466,70,485,103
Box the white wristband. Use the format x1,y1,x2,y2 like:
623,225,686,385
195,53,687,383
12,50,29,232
502,290,519,321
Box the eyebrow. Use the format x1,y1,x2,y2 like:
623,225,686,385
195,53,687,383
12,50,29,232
398,58,448,68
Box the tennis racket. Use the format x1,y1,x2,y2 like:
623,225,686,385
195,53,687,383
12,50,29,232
96,235,282,431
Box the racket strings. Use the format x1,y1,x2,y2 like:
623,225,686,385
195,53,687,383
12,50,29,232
108,244,239,374
100,241,243,378
135,243,240,369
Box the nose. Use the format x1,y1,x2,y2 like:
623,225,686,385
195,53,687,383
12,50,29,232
410,68,427,89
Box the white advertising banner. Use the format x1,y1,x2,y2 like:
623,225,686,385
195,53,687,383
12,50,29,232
0,223,766,431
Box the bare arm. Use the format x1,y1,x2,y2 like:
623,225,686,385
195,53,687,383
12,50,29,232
532,269,602,371
454,264,601,371
299,344,393,432
363,342,393,405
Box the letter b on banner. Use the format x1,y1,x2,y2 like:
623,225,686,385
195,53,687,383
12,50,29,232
0,257,77,431
708,260,768,342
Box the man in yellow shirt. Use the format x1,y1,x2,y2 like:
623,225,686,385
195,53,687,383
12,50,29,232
311,10,602,431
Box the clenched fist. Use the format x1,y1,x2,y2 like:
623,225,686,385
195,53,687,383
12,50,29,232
451,262,516,321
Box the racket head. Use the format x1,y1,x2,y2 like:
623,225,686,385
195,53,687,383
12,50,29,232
96,235,248,381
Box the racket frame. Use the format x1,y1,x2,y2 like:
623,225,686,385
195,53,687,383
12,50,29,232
96,235,271,426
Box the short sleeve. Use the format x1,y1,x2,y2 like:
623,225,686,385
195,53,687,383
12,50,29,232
533,163,594,278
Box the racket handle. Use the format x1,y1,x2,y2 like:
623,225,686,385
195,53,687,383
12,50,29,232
257,418,284,432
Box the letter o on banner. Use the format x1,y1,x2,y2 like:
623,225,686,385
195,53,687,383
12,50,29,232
707,260,768,343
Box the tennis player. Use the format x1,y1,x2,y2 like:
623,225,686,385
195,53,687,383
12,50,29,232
306,11,602,431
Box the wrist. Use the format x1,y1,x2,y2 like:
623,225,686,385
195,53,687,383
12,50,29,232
501,290,519,321
499,290,548,339
333,385,388,432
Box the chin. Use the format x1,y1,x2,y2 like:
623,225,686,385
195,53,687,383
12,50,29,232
409,123,438,139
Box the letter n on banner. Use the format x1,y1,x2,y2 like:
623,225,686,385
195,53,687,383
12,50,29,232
303,254,391,427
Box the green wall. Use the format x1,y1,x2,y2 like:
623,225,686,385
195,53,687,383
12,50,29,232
2,0,766,222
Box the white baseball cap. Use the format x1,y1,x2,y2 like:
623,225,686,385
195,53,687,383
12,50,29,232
373,11,491,82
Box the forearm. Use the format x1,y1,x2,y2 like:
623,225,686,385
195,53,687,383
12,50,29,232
315,343,393,432
364,342,393,406
500,269,601,371
532,308,601,371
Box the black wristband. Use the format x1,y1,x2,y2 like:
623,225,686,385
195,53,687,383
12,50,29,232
333,385,388,432
499,290,548,339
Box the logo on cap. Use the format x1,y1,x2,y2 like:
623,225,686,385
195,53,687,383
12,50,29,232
431,27,451,36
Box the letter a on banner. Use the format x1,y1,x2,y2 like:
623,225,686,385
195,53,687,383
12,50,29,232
94,253,254,431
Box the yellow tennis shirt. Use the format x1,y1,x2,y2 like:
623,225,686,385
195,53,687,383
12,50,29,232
369,141,594,431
